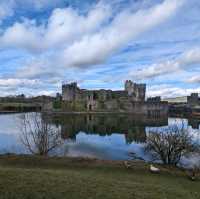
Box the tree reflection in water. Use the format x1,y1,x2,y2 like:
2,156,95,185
50,114,168,144
19,113,169,159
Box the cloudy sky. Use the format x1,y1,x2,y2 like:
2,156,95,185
0,0,200,98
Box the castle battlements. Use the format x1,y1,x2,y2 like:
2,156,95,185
62,80,146,103
60,80,168,116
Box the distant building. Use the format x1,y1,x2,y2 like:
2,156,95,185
62,80,146,104
164,93,200,117
61,80,168,116
187,93,200,106
163,96,188,103
147,96,161,103
164,93,200,106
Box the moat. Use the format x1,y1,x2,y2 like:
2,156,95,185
0,113,200,166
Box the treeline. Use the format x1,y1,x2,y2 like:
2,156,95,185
0,95,55,103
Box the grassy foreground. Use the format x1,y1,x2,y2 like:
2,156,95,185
0,155,199,199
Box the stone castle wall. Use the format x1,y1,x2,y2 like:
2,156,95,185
62,80,146,103
61,80,168,115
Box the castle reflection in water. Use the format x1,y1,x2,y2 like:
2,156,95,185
49,114,169,144
188,118,200,129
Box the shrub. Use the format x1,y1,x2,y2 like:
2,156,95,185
146,124,198,166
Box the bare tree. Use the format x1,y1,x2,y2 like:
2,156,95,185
19,112,63,156
146,124,198,166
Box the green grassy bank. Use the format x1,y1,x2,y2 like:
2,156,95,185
0,155,199,199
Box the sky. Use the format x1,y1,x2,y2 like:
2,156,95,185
0,0,200,98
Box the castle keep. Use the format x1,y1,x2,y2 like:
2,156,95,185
61,80,168,116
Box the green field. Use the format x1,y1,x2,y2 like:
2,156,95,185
0,155,199,199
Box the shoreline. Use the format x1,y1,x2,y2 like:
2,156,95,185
0,110,200,119
0,154,185,173
42,110,168,116
0,154,191,172
43,110,200,120
0,110,168,119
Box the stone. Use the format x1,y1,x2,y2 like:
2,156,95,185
61,80,168,115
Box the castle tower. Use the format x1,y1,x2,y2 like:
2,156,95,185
125,80,146,101
62,82,78,101
125,80,135,96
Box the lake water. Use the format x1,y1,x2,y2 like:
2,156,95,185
0,113,200,167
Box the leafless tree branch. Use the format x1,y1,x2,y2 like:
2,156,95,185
146,123,199,166
19,112,63,156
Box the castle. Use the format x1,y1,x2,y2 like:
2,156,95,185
187,93,200,107
61,80,168,116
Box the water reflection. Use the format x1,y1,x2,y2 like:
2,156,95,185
0,113,199,164
49,114,168,144
43,114,168,160
188,118,200,129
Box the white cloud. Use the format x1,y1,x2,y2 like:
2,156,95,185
0,78,59,97
36,90,56,96
0,20,44,52
56,0,185,68
0,78,41,87
147,84,200,98
0,3,111,52
0,0,191,97
3,0,184,80
180,48,200,67
186,76,200,84
44,4,111,49
0,0,65,24
131,48,200,80
0,1,14,23
15,59,62,79
0,0,184,55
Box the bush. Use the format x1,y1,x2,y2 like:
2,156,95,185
53,100,61,109
146,124,198,166
19,113,63,156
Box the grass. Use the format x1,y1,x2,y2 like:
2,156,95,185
0,155,199,199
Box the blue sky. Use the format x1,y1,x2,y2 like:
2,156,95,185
0,0,200,98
